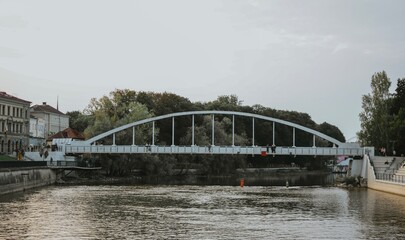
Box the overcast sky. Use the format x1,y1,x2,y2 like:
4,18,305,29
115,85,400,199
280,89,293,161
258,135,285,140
1,0,405,141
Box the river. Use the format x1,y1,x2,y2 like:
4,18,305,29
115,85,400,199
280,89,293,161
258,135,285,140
1,180,405,239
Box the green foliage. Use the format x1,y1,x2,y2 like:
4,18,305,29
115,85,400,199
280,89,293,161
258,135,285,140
66,111,94,133
317,122,345,145
390,78,405,154
391,78,405,115
83,89,155,145
358,72,405,155
358,71,392,148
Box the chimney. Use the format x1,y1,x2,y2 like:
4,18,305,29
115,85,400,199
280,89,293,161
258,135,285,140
42,102,47,105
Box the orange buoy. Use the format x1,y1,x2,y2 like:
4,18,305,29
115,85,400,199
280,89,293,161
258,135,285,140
240,178,245,188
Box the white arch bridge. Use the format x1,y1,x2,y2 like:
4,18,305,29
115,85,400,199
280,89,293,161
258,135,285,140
65,111,365,156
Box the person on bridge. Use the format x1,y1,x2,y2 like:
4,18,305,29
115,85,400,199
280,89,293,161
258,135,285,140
271,144,276,153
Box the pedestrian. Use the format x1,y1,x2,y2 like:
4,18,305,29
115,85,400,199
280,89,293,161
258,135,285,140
271,144,276,153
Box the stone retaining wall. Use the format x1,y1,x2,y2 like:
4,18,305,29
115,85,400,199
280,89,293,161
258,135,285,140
0,168,57,195
367,155,405,197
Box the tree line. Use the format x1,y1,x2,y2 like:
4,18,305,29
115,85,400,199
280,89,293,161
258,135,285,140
358,71,405,156
67,90,345,176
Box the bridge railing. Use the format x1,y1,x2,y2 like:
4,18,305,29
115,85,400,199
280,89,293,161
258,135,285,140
64,145,365,156
47,161,78,167
375,173,405,184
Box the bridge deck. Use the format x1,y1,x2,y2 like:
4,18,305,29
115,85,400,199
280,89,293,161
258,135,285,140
65,145,364,156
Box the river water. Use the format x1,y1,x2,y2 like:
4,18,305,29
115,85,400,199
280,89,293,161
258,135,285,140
1,182,405,239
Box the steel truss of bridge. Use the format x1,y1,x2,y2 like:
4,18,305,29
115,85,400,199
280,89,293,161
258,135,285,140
64,145,365,156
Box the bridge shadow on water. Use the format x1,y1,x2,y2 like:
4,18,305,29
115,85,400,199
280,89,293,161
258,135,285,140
136,171,337,187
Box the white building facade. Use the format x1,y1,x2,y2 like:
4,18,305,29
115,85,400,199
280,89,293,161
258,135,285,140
30,102,69,138
0,92,31,153
29,116,47,150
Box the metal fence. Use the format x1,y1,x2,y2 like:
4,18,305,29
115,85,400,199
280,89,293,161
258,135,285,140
47,161,77,167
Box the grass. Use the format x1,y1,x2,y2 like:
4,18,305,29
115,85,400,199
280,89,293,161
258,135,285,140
0,154,16,161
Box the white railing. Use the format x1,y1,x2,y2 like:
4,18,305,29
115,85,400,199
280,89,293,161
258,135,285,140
64,145,364,156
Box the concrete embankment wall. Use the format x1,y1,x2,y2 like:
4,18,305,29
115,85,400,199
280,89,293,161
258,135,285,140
0,168,57,195
366,155,405,197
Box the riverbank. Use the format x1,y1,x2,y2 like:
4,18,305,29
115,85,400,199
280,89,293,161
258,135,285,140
0,167,57,195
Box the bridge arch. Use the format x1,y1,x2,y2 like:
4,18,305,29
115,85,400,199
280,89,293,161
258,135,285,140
82,110,344,147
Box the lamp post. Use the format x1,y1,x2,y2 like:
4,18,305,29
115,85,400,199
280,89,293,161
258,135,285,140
390,140,397,156
5,116,13,154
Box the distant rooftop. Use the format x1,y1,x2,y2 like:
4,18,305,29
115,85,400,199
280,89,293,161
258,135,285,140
31,102,66,115
47,128,85,141
0,91,31,104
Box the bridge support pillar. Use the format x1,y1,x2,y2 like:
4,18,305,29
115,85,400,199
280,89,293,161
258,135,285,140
252,117,255,146
292,127,296,148
132,126,136,146
192,115,195,146
232,115,235,147
312,135,316,148
172,117,175,146
152,121,155,146
212,114,215,146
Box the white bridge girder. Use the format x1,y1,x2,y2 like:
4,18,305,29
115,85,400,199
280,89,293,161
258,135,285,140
64,145,365,156
65,110,364,156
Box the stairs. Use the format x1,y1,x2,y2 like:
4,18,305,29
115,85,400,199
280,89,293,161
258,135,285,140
372,156,395,174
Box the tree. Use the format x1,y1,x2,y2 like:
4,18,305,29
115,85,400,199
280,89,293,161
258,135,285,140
66,111,94,133
358,71,391,148
83,90,157,176
206,95,243,111
153,92,194,145
84,90,154,144
390,78,405,155
391,78,405,115
317,122,345,145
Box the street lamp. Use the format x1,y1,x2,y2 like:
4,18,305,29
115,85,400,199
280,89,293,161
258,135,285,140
5,116,13,154
390,140,397,156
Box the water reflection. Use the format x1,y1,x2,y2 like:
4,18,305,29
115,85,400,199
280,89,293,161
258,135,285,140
1,185,405,239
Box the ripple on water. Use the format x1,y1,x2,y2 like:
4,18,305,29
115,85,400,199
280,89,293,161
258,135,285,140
1,185,405,239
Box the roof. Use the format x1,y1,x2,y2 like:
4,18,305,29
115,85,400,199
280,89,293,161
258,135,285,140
47,128,85,141
0,91,31,104
31,103,66,115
